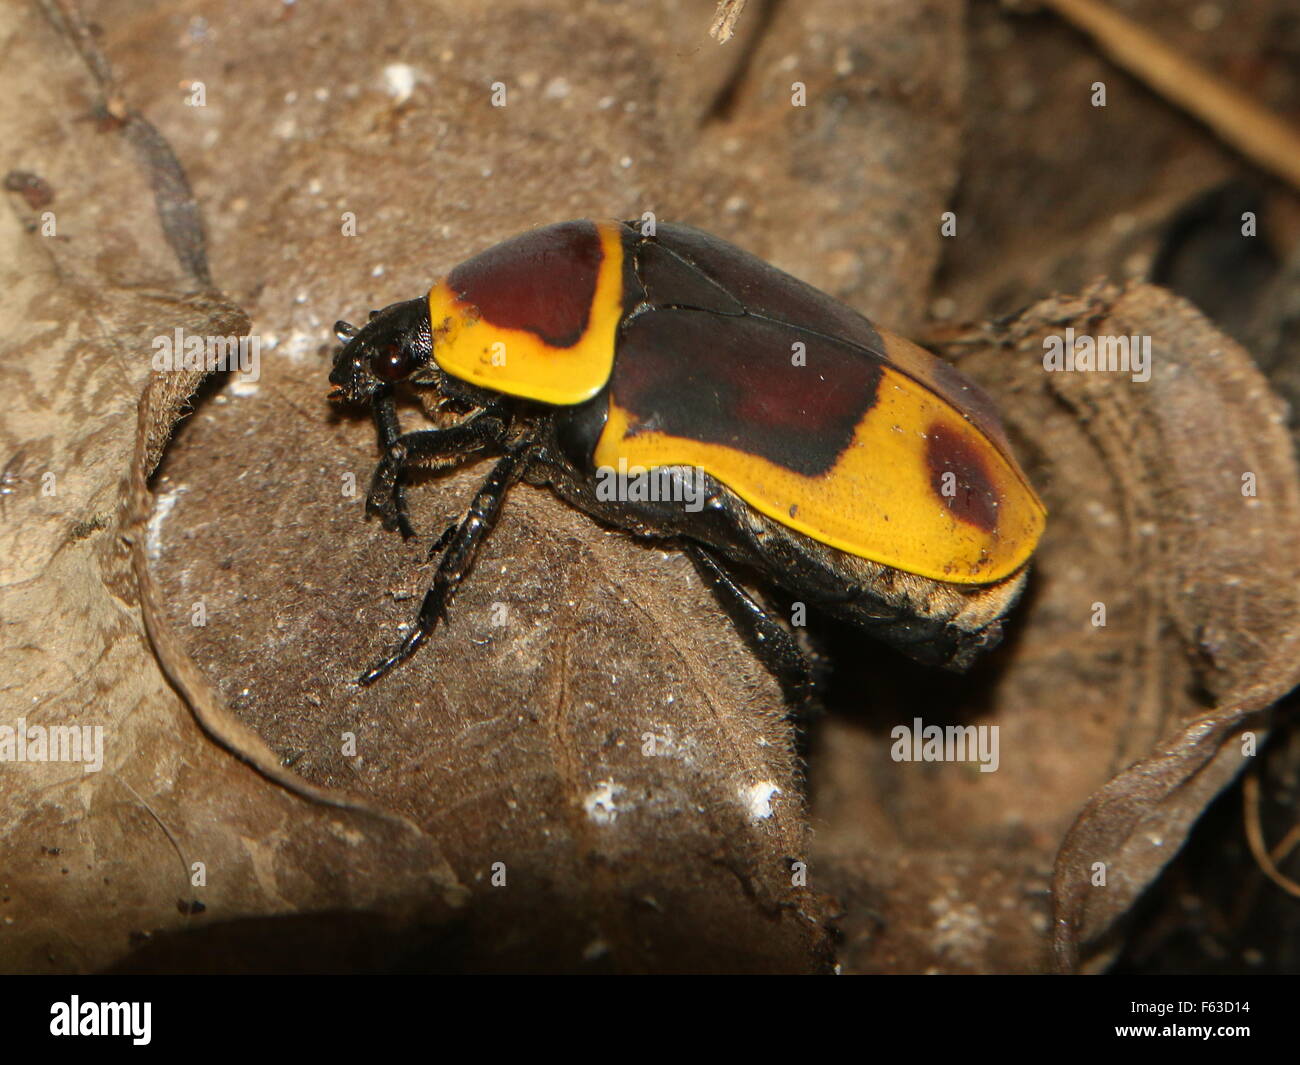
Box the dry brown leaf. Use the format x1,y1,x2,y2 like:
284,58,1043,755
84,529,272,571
812,282,1300,973
1,0,463,975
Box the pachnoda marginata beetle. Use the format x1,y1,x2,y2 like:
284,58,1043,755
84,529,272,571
329,220,1045,693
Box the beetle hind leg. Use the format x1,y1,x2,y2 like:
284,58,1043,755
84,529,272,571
358,443,532,686
684,543,822,710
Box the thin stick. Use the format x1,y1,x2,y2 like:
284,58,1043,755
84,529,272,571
1243,770,1300,898
710,0,748,44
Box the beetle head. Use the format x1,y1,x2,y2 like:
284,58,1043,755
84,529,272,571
329,298,434,403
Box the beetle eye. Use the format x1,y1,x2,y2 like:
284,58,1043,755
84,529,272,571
370,341,413,381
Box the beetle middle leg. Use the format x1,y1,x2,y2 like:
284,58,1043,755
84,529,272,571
684,542,821,708
358,441,534,686
367,393,507,538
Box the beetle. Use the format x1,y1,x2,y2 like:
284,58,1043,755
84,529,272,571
328,219,1046,692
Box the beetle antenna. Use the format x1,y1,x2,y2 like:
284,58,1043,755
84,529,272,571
334,320,358,341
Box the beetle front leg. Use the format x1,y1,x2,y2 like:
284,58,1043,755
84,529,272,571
358,443,533,686
369,391,414,537
366,398,507,538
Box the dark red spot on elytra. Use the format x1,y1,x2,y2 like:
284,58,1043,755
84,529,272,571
448,221,603,348
925,423,998,533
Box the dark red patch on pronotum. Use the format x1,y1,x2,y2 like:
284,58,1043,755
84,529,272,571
447,221,604,348
925,423,998,533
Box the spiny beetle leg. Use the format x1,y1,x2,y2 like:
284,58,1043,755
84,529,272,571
358,443,532,686
684,542,821,710
369,392,413,537
366,402,507,539
427,521,458,561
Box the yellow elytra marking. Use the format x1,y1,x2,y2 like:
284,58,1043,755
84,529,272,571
428,222,625,406
596,370,1046,584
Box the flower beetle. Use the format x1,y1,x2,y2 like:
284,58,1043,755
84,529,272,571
329,220,1046,690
